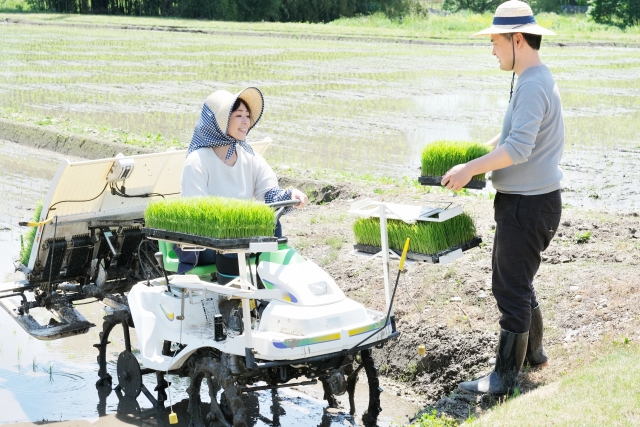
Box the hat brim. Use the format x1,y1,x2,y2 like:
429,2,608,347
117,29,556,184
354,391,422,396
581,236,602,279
235,87,264,131
473,23,556,36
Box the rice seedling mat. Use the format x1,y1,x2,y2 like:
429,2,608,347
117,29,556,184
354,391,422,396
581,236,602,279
354,236,482,264
418,175,486,190
419,141,490,190
348,198,464,223
142,228,278,252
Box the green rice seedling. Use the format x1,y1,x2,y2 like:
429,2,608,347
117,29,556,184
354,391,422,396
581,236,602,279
421,140,491,181
19,201,43,266
145,197,275,239
353,213,476,255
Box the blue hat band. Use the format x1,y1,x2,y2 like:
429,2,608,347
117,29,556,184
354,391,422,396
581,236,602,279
493,15,536,26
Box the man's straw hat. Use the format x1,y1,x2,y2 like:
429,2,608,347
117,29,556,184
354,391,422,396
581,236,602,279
473,0,556,36
204,87,264,135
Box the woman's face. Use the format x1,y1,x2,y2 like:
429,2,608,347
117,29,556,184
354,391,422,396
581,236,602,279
227,102,251,140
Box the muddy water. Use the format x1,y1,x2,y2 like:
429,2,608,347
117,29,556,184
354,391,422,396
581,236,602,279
0,140,418,426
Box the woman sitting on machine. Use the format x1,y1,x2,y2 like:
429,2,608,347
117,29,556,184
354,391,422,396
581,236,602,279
175,87,308,277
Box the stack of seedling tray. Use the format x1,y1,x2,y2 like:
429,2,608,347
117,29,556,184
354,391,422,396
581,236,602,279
349,199,481,264
419,140,491,190
143,197,277,250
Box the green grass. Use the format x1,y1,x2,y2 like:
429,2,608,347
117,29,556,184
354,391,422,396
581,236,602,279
353,213,476,255
421,141,491,181
144,197,275,239
466,343,640,426
409,409,459,427
19,201,43,266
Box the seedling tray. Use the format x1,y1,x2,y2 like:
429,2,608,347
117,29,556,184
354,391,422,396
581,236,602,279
418,176,486,190
142,228,277,250
354,236,482,264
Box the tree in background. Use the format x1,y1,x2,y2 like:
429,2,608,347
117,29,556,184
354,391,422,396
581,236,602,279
443,0,595,14
442,0,501,13
23,0,426,21
590,0,640,27
529,0,589,13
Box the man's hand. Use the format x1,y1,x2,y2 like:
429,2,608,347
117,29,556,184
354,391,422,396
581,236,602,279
441,164,474,192
291,188,309,209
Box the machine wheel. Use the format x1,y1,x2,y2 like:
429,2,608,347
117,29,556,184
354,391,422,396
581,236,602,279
95,310,133,387
321,349,382,427
117,350,142,398
187,353,247,427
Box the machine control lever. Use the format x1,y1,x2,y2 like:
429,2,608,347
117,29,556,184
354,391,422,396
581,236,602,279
154,252,171,293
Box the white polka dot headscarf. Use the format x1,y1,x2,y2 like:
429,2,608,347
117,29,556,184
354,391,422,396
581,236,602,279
187,87,265,159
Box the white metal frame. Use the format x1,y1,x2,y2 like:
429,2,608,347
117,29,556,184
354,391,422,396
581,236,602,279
348,198,465,314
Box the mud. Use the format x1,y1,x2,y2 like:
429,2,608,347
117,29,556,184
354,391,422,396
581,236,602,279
278,173,640,422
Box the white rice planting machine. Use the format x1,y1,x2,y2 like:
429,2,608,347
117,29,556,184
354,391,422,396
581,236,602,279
0,144,482,426
0,149,406,427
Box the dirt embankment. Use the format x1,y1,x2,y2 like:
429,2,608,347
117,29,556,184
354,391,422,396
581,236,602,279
0,118,155,159
278,173,640,421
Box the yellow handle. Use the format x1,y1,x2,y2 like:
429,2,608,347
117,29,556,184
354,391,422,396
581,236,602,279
19,217,54,227
399,238,410,271
169,412,178,424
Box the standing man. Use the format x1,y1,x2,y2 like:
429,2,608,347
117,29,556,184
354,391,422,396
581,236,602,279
441,0,564,395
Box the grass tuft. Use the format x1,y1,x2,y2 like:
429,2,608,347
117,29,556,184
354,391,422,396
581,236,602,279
353,213,477,255
421,140,491,181
144,197,275,239
19,201,43,266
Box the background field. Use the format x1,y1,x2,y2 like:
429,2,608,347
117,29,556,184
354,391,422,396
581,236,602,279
1,13,640,178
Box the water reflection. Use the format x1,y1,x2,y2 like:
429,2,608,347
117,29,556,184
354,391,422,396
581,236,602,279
105,386,362,427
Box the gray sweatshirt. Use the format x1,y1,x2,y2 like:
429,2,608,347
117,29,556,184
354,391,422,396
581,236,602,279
492,64,565,195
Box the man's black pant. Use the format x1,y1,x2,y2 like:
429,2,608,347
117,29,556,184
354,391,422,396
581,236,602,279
492,190,562,333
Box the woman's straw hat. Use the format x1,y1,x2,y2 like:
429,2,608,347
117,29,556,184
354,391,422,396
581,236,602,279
204,87,264,135
473,0,556,36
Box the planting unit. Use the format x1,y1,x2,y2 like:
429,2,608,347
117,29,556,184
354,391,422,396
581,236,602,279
0,150,400,427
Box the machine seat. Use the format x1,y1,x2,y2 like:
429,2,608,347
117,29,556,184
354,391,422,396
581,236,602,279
157,240,218,276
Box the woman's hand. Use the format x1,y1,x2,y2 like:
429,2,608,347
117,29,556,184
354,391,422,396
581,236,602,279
291,188,309,209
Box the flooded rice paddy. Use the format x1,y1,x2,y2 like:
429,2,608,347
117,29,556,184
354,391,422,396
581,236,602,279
1,17,640,175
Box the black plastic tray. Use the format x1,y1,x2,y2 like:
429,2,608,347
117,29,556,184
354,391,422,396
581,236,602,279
418,176,486,190
354,236,482,264
142,228,278,250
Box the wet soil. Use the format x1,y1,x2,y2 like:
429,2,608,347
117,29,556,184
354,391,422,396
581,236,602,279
276,171,640,421
1,139,639,425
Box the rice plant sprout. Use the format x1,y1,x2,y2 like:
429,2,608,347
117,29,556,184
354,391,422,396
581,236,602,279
144,197,275,239
19,202,44,266
353,213,477,255
421,140,491,182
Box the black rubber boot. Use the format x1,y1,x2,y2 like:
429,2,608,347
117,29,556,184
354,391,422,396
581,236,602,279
458,329,528,395
524,304,549,368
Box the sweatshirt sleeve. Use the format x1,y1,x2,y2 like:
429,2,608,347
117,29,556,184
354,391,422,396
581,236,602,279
504,81,550,165
252,153,280,202
181,151,210,197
